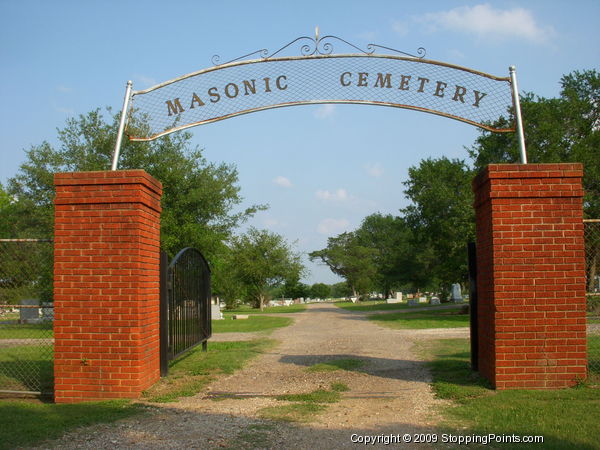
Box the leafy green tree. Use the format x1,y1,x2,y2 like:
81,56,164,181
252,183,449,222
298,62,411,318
6,109,264,256
228,227,305,310
281,280,310,299
469,69,600,216
401,157,475,295
4,109,266,297
330,281,352,299
309,232,378,300
355,213,417,297
310,282,331,299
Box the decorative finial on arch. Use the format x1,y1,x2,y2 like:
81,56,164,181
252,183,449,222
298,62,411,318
315,26,320,42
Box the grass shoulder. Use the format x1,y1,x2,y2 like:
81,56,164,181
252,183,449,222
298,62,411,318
0,399,144,450
417,338,600,449
223,304,307,315
369,308,470,329
213,315,293,333
144,339,276,403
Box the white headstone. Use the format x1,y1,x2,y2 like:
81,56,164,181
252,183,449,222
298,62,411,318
451,283,463,302
419,296,428,303
211,303,223,320
20,299,40,324
430,296,441,305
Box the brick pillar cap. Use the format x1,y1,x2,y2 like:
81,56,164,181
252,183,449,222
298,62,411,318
54,170,162,193
473,163,583,191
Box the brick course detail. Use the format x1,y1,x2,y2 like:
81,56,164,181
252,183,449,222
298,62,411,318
53,170,162,403
472,164,587,389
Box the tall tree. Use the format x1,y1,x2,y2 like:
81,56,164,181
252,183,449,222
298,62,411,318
228,227,305,310
401,157,475,295
310,282,331,300
4,109,266,297
309,232,378,300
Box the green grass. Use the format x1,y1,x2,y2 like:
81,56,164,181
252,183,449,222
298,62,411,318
336,300,466,312
0,322,53,339
369,308,470,329
258,382,347,423
0,345,53,393
143,339,275,402
276,389,341,403
223,304,307,314
588,335,600,385
0,400,144,450
418,338,600,449
257,403,327,423
335,300,412,312
213,315,292,333
306,358,365,372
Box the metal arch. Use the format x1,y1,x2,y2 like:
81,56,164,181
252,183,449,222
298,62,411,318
112,30,526,166
132,53,509,97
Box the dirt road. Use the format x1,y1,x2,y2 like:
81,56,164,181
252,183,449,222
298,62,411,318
41,303,463,449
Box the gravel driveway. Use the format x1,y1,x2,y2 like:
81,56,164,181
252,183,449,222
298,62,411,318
39,303,457,449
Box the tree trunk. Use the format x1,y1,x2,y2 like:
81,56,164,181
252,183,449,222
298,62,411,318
259,293,264,311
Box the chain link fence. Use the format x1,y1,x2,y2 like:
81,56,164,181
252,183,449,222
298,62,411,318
584,220,600,385
0,239,54,397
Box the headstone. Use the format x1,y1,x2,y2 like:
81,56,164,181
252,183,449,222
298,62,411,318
430,296,441,305
408,298,419,306
419,296,428,303
19,299,40,324
211,303,223,320
386,292,402,304
232,314,249,320
407,294,414,299
451,283,463,302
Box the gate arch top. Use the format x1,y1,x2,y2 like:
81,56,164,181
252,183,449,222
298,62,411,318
125,35,515,143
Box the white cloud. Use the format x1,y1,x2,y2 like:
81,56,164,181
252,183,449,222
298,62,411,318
136,75,158,88
316,188,349,202
317,218,350,235
392,20,409,36
365,163,384,178
314,104,336,119
358,30,377,41
416,4,554,43
273,175,292,188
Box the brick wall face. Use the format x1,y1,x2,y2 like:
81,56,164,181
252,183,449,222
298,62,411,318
53,170,162,403
473,164,587,389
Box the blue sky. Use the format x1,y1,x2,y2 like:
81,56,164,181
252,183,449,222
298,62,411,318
1,1,598,284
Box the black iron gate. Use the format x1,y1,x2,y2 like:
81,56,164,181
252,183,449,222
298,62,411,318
160,248,211,376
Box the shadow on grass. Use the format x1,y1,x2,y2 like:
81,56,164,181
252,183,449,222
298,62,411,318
279,353,427,382
0,346,53,394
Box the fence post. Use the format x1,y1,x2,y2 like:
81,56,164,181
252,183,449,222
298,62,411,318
159,250,169,377
53,170,162,403
467,242,478,371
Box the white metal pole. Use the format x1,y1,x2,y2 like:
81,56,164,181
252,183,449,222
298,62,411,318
111,80,133,171
509,66,527,164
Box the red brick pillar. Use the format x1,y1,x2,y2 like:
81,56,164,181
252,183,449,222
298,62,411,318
53,170,162,403
473,164,587,389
